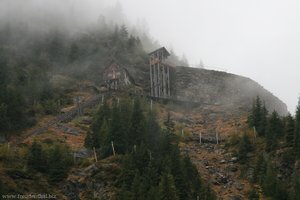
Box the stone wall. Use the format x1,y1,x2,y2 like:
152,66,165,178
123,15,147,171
173,66,288,115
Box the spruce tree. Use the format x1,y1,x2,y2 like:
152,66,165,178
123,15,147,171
284,113,295,146
47,145,72,183
158,173,179,200
145,110,161,150
104,104,127,156
238,134,253,163
27,141,45,172
248,96,268,136
262,160,277,197
266,111,283,152
292,170,300,200
129,99,146,148
294,100,300,155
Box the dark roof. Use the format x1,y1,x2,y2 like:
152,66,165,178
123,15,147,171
148,47,170,56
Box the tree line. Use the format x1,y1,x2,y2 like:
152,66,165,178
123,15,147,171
85,98,216,200
239,96,300,200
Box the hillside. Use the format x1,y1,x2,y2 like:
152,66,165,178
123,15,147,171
0,3,293,199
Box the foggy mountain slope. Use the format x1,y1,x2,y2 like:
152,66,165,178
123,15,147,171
172,66,288,115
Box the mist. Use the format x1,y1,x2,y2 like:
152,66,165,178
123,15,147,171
1,0,298,113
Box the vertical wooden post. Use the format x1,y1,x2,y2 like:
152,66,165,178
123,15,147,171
73,152,76,164
216,130,219,145
253,126,257,138
167,66,170,96
199,132,202,145
153,63,157,97
150,61,153,96
111,141,116,156
162,65,166,97
93,147,98,162
157,63,161,97
181,129,184,137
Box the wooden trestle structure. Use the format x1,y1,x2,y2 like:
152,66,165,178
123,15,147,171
149,47,172,98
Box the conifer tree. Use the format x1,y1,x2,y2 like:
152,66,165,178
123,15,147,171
47,145,72,182
129,99,146,147
27,141,45,172
284,113,295,146
104,104,127,156
262,160,277,197
145,110,161,150
248,96,267,136
292,170,300,200
131,172,143,200
266,111,283,152
159,173,179,200
238,134,253,163
294,99,300,155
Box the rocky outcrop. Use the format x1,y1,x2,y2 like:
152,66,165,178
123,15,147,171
173,66,288,115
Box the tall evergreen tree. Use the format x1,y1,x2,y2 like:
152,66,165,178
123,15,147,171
238,134,253,163
27,141,45,172
47,144,73,183
266,111,283,152
105,104,127,156
292,170,300,200
158,173,179,200
145,110,161,150
248,96,267,136
294,99,300,155
129,99,146,148
284,113,295,146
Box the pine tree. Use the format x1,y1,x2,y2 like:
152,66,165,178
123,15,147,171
145,110,161,150
248,96,267,136
131,172,143,200
253,154,267,184
87,102,110,150
238,134,253,163
294,100,300,155
292,170,300,200
104,104,127,156
266,111,283,152
129,99,146,148
47,145,72,183
158,173,179,200
262,159,278,198
258,103,268,136
27,141,45,172
284,113,295,146
147,186,160,200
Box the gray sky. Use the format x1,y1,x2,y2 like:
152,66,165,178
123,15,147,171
117,0,300,113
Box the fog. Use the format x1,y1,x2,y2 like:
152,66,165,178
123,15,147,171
120,0,300,113
1,0,299,113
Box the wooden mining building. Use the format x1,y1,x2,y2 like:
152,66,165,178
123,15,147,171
149,47,172,98
102,59,132,90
